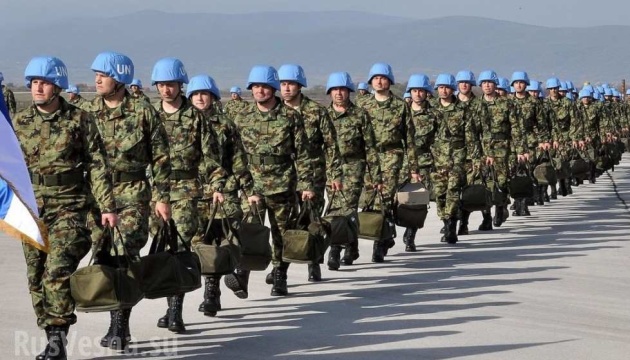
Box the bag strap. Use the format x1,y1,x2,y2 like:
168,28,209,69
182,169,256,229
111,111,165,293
166,219,192,253
202,204,220,244
87,226,135,269
243,201,265,225
323,190,348,216
361,190,378,212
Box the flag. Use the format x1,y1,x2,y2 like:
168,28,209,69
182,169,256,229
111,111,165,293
0,92,48,252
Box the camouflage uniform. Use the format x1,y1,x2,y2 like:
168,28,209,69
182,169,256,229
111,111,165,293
130,91,151,104
88,91,171,258
355,93,372,108
224,99,250,119
410,99,437,191
2,84,17,116
68,95,89,111
14,98,116,328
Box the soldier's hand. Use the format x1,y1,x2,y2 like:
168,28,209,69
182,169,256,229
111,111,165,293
410,173,421,182
542,142,552,150
155,202,171,221
485,156,494,166
101,213,118,228
331,181,343,191
302,191,315,200
373,183,384,191
213,192,225,204
552,141,560,150
578,140,585,149
248,195,261,205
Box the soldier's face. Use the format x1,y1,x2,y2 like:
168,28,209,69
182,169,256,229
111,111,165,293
190,91,213,111
458,82,472,95
528,91,539,98
513,81,527,93
497,89,507,97
94,72,117,95
548,87,559,99
481,81,496,95
358,89,368,95
410,88,427,103
581,97,591,105
157,82,181,102
130,85,139,94
68,92,78,100
30,79,57,105
251,84,275,103
437,86,453,99
329,87,350,105
280,81,301,102
370,76,390,91
231,93,239,100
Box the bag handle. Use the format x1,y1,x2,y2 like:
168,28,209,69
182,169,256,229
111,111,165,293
88,226,135,269
243,201,265,225
323,190,348,216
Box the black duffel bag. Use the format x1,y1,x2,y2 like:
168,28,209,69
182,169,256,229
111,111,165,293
321,191,357,247
239,203,272,271
394,181,429,228
460,168,492,212
509,163,534,199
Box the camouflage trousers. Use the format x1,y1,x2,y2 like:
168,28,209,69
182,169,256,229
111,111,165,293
431,164,465,220
23,208,91,329
298,184,326,219
193,191,243,247
150,198,200,251
327,160,365,216
486,150,510,205
90,202,150,259
360,151,404,211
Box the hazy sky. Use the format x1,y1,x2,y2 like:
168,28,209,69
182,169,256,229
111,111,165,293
1,0,629,28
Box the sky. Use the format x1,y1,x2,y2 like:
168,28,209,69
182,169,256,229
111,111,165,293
1,0,629,28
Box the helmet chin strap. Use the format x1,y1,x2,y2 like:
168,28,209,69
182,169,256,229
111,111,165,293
34,87,61,107
103,82,125,100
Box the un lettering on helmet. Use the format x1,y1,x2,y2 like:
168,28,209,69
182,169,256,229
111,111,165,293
117,64,132,75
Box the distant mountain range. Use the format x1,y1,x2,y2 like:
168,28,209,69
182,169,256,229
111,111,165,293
0,11,626,89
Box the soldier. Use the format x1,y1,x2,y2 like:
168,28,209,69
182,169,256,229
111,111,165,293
65,84,88,110
223,86,249,118
0,71,17,116
359,62,419,262
430,74,468,244
478,70,525,227
405,74,437,251
129,78,151,103
277,63,342,281
14,56,117,360
403,91,412,105
324,71,381,268
185,74,254,313
575,88,601,183
231,65,314,296
355,82,371,107
149,59,228,333
87,51,172,350
454,70,486,234
497,77,510,98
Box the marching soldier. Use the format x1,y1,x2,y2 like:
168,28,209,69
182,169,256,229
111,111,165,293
129,78,151,103
65,84,88,110
0,71,17,116
223,86,249,118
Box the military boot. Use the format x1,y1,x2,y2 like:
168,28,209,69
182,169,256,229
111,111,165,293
403,227,417,252
535,186,545,206
224,267,250,299
43,325,68,360
36,330,51,360
457,210,470,235
511,198,522,217
341,242,359,265
478,210,493,231
371,241,385,263
200,276,221,317
440,219,449,242
168,294,186,333
265,268,275,285
99,311,116,348
308,263,322,282
542,185,550,202
550,185,558,200
493,205,504,227
110,309,131,350
521,198,531,216
327,246,342,270
157,297,171,328
559,179,568,197
444,218,458,244
270,263,289,296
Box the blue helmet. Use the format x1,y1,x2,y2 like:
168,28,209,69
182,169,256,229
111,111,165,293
596,86,604,94
559,81,569,91
612,89,620,98
626,89,630,96
130,78,143,88
326,71,354,94
247,65,280,91
91,51,134,85
403,92,411,99
565,92,574,101
526,80,540,92
406,74,432,92
65,84,79,94
593,92,602,101
24,56,69,89
186,74,221,100
578,89,592,99
357,82,369,91
277,64,307,88
510,71,530,86
230,86,242,95
582,85,594,94
546,77,561,89
477,70,498,86
602,83,610,89
456,70,476,85
151,58,188,85
434,73,456,90
497,77,510,91
566,81,575,91
604,88,613,96
368,63,395,85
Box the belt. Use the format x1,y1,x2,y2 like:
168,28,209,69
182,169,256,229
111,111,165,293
112,170,147,183
342,153,365,161
378,142,404,152
170,169,198,181
31,171,84,187
247,154,292,165
491,133,510,140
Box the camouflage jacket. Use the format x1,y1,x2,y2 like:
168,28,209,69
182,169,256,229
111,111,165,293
2,85,16,116
68,95,89,111
545,97,580,143
291,95,342,185
430,96,469,168
89,91,171,206
130,91,151,104
326,101,381,184
232,96,313,195
14,98,116,213
601,102,621,135
156,96,227,201
481,95,526,156
575,102,602,141
360,92,419,173
355,93,372,108
202,107,254,197
511,93,552,148
457,93,486,160
224,99,250,118
409,100,437,169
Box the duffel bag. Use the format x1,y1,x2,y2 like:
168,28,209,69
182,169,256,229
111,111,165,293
282,200,329,264
239,203,272,271
358,191,395,241
534,161,557,185
321,191,357,246
194,204,241,276
509,164,534,199
460,168,492,212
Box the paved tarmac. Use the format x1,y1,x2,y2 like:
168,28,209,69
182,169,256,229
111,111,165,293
3,161,630,359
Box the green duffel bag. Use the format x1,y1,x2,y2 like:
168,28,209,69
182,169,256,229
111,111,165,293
71,228,144,312
358,192,395,241
509,165,534,199
533,161,557,185
239,203,272,271
553,158,570,181
194,205,242,275
321,191,357,246
282,200,329,264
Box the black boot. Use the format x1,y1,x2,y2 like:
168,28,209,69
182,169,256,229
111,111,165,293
371,241,385,263
478,210,493,231
157,297,171,328
457,210,470,235
168,294,186,333
200,276,221,317
444,218,458,244
512,198,522,216
327,246,342,270
535,186,545,206
265,268,275,285
224,267,250,299
308,263,322,282
440,219,449,242
550,185,558,200
44,325,68,360
403,228,417,252
559,179,568,197
270,263,289,296
110,309,131,350
543,185,550,202
99,311,116,348
341,242,359,265
36,330,51,360
521,199,531,216
493,205,504,227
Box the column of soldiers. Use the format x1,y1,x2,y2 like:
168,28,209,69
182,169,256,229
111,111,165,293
10,54,630,359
